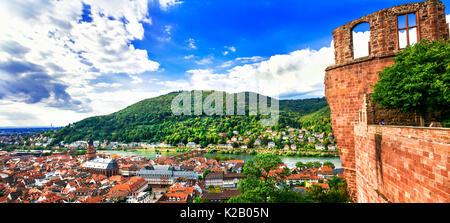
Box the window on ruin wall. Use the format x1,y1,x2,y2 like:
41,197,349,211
397,12,419,49
352,23,371,59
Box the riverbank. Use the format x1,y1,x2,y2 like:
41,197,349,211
96,147,339,158
209,149,339,158
100,149,342,169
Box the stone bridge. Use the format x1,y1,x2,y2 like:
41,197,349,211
168,149,207,161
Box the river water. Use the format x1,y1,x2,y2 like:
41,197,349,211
100,149,342,169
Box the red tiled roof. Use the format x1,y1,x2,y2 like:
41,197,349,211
0,196,9,203
319,166,333,173
312,183,330,189
226,160,244,164
210,167,224,172
85,196,104,203
158,192,188,203
109,176,146,195
109,175,126,183
287,174,312,180
107,189,129,198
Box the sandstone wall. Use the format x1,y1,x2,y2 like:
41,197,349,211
354,124,449,203
325,57,393,200
324,0,449,202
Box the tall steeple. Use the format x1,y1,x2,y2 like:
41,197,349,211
86,136,96,160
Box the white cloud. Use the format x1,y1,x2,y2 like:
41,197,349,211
95,82,123,88
130,75,144,84
0,0,159,79
158,0,183,11
195,57,214,65
163,42,335,99
226,46,236,52
186,38,197,50
159,24,173,41
164,25,172,35
235,56,265,63
219,60,234,68
184,54,195,60
0,102,89,127
223,46,236,56
0,0,161,126
352,30,370,58
0,89,168,127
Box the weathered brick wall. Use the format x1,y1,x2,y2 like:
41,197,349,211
324,0,449,202
354,124,449,203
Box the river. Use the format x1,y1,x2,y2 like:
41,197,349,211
100,149,342,169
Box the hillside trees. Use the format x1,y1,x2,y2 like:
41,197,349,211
48,91,331,145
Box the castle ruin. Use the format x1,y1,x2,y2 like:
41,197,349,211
325,0,449,202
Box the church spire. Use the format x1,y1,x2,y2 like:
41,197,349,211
86,135,96,160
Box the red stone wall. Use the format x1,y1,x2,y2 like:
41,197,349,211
325,57,394,200
324,0,449,202
354,124,449,203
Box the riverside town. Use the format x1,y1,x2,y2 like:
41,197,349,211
0,0,449,206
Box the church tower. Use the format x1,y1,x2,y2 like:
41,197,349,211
86,137,96,160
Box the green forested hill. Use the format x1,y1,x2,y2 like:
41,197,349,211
298,106,332,133
49,91,330,146
300,106,330,125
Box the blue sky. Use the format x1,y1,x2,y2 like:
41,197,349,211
133,0,450,80
0,0,449,126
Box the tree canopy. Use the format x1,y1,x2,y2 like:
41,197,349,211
228,153,311,203
227,153,349,203
372,39,450,125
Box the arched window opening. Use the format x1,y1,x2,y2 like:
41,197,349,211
352,23,371,59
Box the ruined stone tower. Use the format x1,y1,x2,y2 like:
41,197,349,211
325,0,449,202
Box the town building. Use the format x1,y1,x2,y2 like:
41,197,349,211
107,177,148,199
81,158,119,177
315,144,325,150
201,188,240,203
137,165,197,186
127,191,151,203
205,172,245,188
119,164,139,177
156,182,201,203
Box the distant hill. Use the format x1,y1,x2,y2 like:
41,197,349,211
0,127,60,136
48,91,330,146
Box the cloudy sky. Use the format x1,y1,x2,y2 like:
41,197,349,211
0,0,449,127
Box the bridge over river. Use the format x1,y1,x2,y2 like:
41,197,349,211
167,149,207,160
